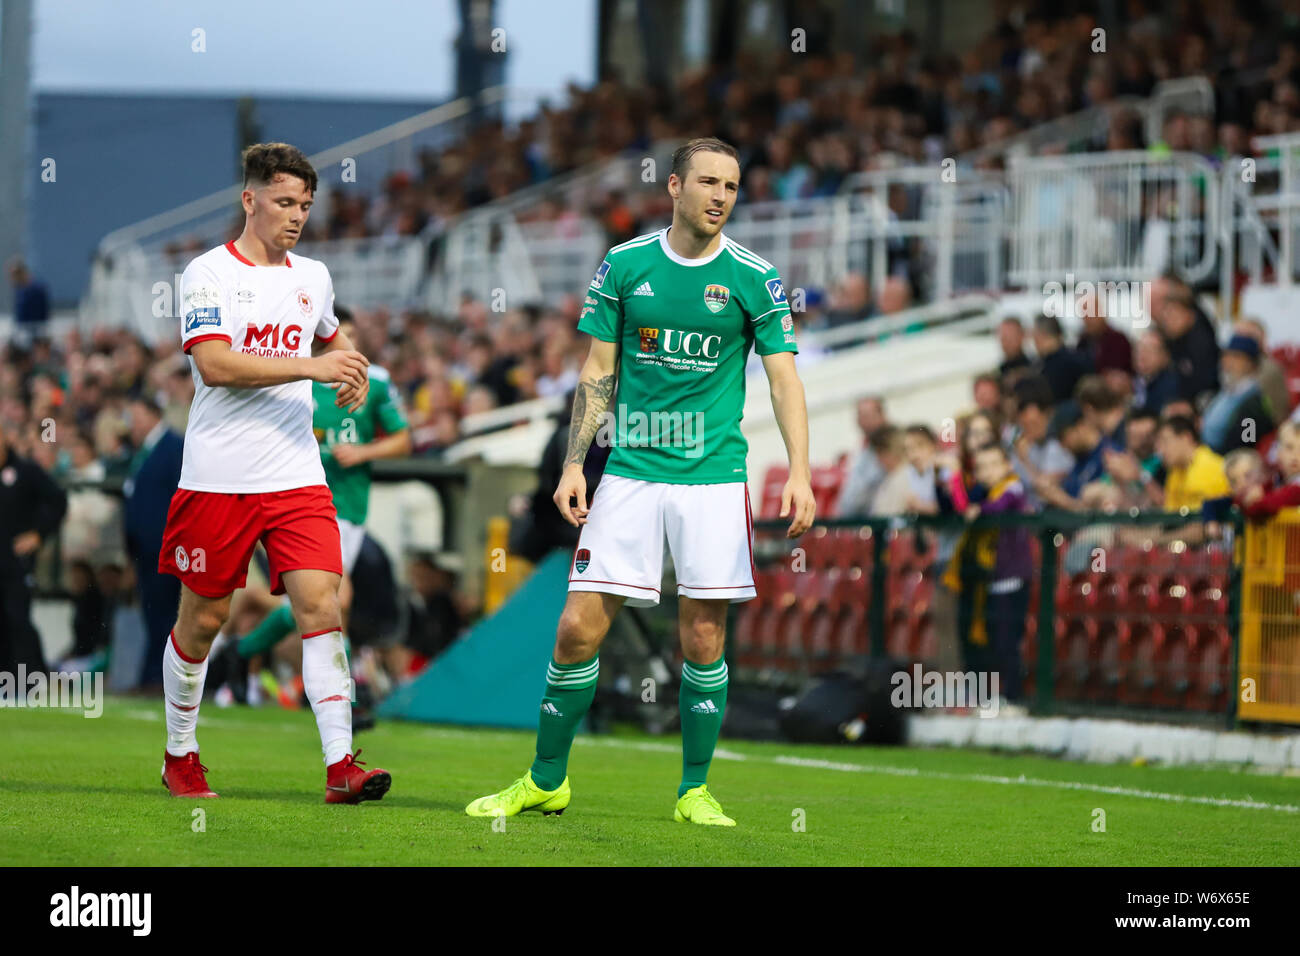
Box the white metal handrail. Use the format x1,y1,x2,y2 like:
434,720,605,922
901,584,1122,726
1008,149,1219,288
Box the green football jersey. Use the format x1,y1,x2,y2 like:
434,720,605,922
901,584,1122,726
577,228,797,484
312,365,408,523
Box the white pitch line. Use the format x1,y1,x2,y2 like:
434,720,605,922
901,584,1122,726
575,737,1300,814
121,718,1300,814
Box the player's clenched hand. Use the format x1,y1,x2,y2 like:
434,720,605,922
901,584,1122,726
312,350,369,392
780,475,816,539
553,463,589,528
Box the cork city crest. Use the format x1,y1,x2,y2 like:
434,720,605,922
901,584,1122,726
638,327,660,352
703,284,730,313
575,548,591,573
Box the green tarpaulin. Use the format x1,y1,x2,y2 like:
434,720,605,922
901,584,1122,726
377,550,571,728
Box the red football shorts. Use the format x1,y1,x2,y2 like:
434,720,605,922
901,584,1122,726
158,485,343,598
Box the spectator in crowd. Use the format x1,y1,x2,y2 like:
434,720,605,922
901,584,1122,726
122,395,184,688
1157,414,1231,513
8,258,50,346
1075,288,1133,377
58,559,110,673
945,443,1031,706
868,426,913,516
824,272,872,327
1233,318,1290,428
1009,378,1073,506
0,418,68,675
972,373,1002,416
397,553,465,676
1235,422,1300,518
902,424,965,515
1159,288,1220,405
1224,447,1268,509
1076,375,1128,448
1036,400,1115,509
1032,314,1090,404
1132,329,1180,413
1099,407,1164,509
997,317,1032,377
1202,334,1275,456
834,395,890,518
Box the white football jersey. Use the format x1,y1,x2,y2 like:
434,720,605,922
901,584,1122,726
178,241,340,493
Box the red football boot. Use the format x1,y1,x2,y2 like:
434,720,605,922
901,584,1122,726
162,751,218,798
325,749,391,804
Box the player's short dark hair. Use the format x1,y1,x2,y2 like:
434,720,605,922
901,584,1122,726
334,305,355,326
242,142,318,194
670,137,740,181
1159,414,1199,441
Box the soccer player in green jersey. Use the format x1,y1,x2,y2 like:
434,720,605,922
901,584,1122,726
466,137,816,826
217,308,411,696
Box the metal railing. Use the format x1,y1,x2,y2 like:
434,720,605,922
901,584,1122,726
1007,150,1219,288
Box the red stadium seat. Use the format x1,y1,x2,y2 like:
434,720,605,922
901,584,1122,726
760,466,789,519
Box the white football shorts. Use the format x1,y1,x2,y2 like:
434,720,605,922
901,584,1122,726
338,517,366,575
567,474,756,608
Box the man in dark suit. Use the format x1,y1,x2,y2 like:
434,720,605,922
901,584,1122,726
0,418,67,674
1032,313,1091,404
123,396,184,687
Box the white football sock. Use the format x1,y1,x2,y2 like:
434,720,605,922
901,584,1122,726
301,628,352,766
163,631,209,757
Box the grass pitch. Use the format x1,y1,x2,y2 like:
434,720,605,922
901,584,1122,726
1,700,1297,866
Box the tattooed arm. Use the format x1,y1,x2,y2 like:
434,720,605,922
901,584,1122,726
553,338,618,527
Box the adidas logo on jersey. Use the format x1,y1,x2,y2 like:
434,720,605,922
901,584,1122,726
690,699,720,715
541,702,564,717
632,282,654,296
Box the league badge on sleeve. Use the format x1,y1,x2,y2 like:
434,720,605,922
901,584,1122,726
765,277,787,305
591,260,612,290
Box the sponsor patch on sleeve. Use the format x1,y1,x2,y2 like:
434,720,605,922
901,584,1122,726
591,260,612,290
184,308,222,333
765,277,787,305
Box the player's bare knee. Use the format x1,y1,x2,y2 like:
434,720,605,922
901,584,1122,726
681,619,725,663
293,592,340,632
555,609,602,661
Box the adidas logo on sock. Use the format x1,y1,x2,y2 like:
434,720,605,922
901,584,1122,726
541,702,564,717
690,699,719,714
632,282,654,296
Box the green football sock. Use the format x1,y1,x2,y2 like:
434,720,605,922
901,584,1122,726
237,603,296,659
529,654,599,791
678,657,729,798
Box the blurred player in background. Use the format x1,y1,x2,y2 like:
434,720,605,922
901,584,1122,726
466,137,816,827
212,306,411,713
156,143,391,804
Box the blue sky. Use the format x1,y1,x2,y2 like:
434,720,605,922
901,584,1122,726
31,0,596,104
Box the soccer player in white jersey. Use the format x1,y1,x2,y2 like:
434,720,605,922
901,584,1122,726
156,143,391,803
466,137,816,826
